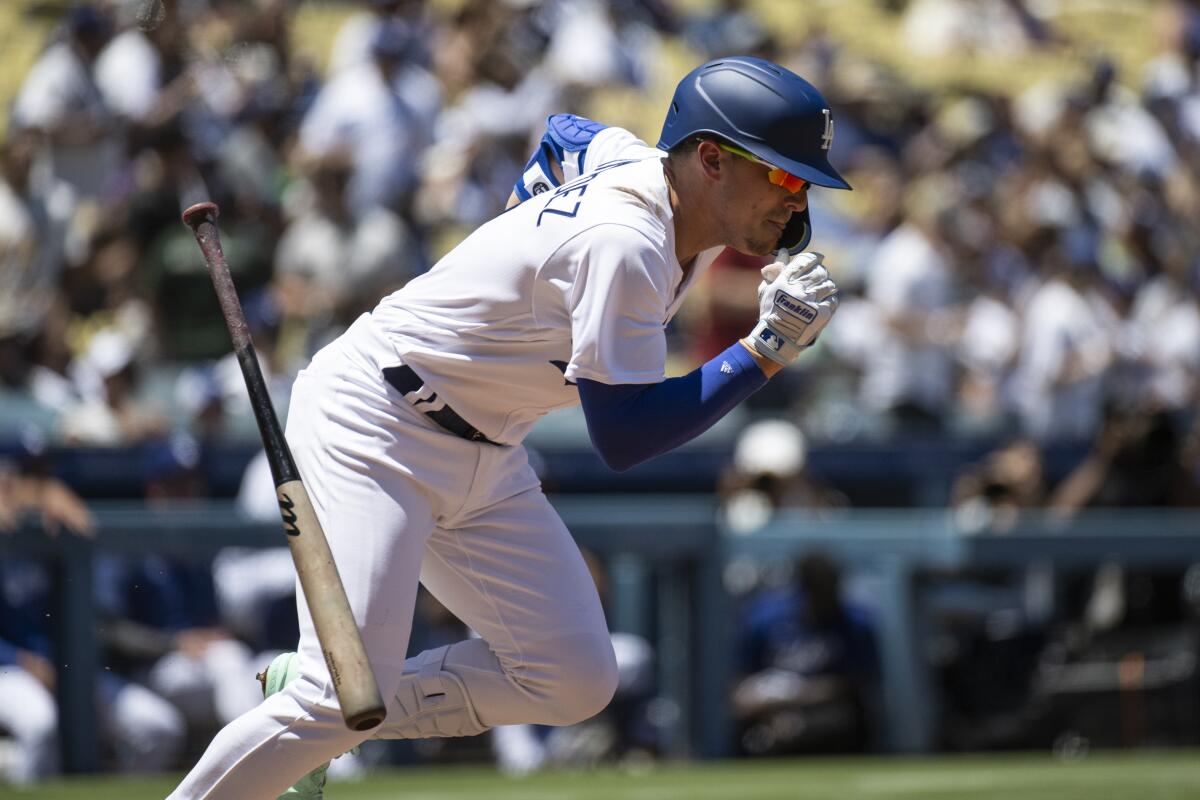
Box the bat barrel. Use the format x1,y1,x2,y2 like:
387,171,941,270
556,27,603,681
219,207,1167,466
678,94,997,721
183,203,386,732
277,479,387,730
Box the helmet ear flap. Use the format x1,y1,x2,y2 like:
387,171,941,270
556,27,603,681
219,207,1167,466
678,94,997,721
779,207,812,255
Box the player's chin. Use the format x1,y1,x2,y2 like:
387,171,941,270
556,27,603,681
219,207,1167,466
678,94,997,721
735,233,778,258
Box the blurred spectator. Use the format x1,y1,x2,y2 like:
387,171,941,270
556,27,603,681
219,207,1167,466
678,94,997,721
0,131,74,347
0,443,183,781
212,448,297,652
0,436,94,789
297,18,430,216
858,178,959,432
94,435,267,746
173,289,291,442
1124,254,1200,415
900,0,1060,59
952,438,1046,534
0,432,94,538
733,552,878,755
331,0,432,76
954,267,1022,435
0,559,184,779
684,0,771,59
1082,58,1178,179
59,328,165,444
18,300,76,431
1011,231,1114,442
720,420,846,535
0,556,60,784
1182,415,1200,506
1050,405,1190,514
12,3,120,204
137,141,272,360
95,0,191,128
1045,406,1192,661
416,2,569,238
542,0,648,91
274,150,421,360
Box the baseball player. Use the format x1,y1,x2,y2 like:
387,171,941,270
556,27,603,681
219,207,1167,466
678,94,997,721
169,55,849,799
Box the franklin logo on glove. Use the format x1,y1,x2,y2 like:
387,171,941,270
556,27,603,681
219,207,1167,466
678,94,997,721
774,291,818,324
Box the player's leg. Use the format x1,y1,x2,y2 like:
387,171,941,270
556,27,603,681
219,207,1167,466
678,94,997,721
169,370,441,799
373,475,619,740
147,637,262,729
101,675,187,773
0,666,59,783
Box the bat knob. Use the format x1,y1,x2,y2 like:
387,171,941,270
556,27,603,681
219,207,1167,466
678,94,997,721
182,201,220,231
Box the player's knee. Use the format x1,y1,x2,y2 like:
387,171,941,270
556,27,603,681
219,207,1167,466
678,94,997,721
537,633,618,726
18,681,58,743
110,682,187,772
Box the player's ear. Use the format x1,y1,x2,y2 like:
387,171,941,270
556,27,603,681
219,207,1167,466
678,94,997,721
696,140,723,181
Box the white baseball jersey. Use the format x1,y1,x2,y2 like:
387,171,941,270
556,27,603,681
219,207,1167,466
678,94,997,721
368,127,723,445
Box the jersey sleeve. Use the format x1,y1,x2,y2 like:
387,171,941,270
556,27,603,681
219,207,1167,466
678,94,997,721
561,224,673,385
581,126,655,169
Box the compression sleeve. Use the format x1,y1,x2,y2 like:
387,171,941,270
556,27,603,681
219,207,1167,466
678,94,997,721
578,342,768,472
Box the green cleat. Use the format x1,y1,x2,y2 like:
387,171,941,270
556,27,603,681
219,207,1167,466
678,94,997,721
258,652,329,800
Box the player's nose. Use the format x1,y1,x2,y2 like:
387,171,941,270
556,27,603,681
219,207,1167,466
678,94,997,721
783,192,808,213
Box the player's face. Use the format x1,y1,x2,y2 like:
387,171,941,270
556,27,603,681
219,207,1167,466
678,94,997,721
716,146,810,257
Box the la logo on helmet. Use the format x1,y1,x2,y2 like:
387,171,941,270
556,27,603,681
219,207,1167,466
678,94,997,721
821,109,834,151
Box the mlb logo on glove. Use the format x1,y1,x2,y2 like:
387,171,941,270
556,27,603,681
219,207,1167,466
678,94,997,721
758,327,784,351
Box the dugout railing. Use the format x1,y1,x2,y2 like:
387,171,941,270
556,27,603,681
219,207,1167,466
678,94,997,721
3,497,724,773
7,502,1200,772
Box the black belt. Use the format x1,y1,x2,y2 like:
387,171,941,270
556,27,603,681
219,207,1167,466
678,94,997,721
382,365,500,445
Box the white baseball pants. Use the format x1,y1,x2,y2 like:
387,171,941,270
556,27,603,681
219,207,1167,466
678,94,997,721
170,316,617,799
0,667,187,782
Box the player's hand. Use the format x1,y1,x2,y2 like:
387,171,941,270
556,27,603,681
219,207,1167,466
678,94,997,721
747,251,838,366
757,248,792,288
37,478,95,538
17,649,55,691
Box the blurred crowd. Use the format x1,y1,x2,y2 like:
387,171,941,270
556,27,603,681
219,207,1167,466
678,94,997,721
3,0,1200,782
0,0,1195,453
0,0,670,448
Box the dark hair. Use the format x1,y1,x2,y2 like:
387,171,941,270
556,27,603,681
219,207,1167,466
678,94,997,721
665,135,729,167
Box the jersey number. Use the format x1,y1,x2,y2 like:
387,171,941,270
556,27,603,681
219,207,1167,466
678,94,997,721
535,159,638,227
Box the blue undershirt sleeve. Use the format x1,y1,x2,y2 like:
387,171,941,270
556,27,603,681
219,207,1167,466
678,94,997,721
577,342,769,472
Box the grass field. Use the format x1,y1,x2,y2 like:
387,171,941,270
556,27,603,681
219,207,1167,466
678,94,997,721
7,751,1200,800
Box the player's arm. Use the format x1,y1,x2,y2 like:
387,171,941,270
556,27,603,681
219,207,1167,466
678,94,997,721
578,342,768,472
578,252,838,472
507,114,611,209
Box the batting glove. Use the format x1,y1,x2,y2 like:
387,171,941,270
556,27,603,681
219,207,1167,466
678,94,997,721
747,251,839,366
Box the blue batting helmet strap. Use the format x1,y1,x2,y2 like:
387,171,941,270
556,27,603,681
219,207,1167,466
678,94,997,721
658,56,849,252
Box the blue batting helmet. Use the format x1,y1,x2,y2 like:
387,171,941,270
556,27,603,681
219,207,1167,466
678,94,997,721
658,56,851,253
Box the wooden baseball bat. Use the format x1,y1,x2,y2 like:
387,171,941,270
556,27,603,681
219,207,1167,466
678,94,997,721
182,201,386,731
